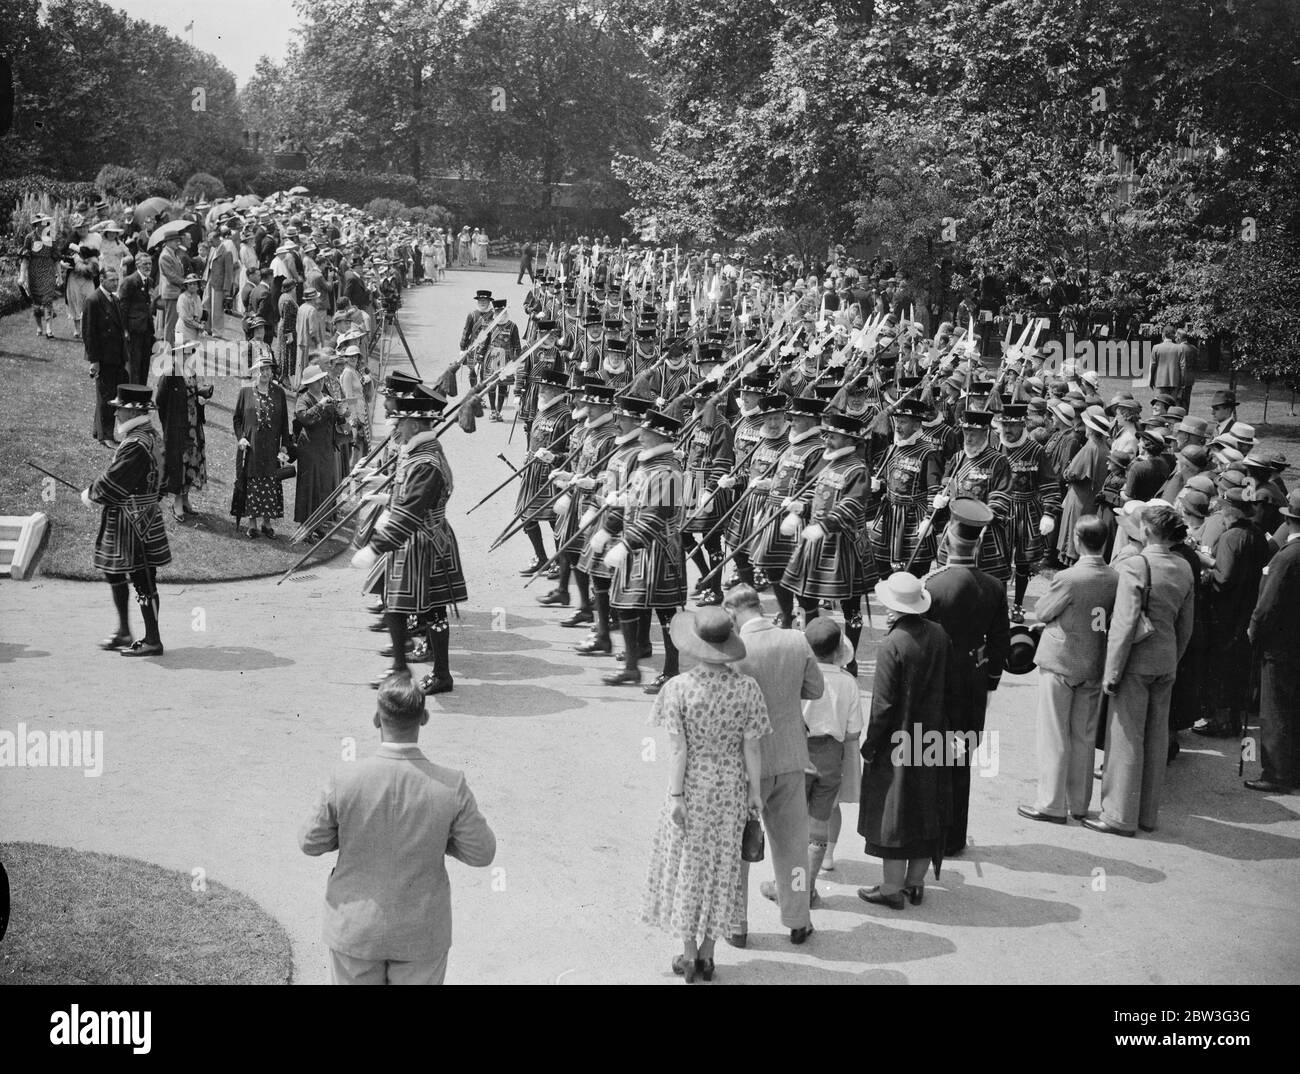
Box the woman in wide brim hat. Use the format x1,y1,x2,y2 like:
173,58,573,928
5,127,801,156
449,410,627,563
642,607,769,983
232,354,295,538
857,572,950,910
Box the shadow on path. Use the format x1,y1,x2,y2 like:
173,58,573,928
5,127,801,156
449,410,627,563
0,642,51,664
150,646,296,672
455,652,582,682
434,682,586,718
690,960,909,986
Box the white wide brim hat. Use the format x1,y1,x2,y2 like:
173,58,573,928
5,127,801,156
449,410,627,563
874,571,932,616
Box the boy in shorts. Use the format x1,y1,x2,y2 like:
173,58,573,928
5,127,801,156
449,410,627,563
802,618,864,901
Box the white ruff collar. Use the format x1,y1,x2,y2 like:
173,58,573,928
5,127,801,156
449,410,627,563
117,415,153,437
823,445,856,462
585,411,614,431
1001,433,1027,448
894,429,923,447
616,428,640,446
405,429,442,453
537,393,566,413
790,427,820,444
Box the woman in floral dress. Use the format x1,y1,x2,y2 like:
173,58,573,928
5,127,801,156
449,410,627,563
642,608,770,983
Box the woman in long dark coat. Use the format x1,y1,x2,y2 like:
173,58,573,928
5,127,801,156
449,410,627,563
293,363,340,538
857,571,955,910
232,355,295,537
1057,410,1112,564
154,356,209,520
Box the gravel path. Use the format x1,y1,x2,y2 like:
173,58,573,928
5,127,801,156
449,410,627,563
3,268,1297,985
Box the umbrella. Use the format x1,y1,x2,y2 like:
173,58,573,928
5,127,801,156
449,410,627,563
148,219,194,249
133,197,173,226
205,200,235,228
288,186,309,195
232,194,262,210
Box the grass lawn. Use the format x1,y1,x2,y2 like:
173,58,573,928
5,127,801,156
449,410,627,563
1094,369,1300,490
0,842,293,984
0,302,349,582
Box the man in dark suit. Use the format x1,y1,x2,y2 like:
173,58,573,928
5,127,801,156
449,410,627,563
922,498,1011,854
1019,515,1118,823
1247,490,1300,792
117,254,155,384
83,264,128,444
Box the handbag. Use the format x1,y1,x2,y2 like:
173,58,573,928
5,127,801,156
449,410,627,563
1131,552,1155,645
272,463,297,481
741,810,765,863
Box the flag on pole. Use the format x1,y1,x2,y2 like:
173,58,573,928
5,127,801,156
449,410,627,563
184,20,194,31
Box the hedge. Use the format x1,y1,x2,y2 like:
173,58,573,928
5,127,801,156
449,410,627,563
0,276,26,317
0,177,102,216
249,168,426,207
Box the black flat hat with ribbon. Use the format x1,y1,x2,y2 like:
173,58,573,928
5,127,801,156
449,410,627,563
380,370,422,396
581,383,617,407
892,396,929,418
392,385,447,416
108,384,155,410
640,408,683,437
614,393,654,418
787,395,829,418
821,412,868,439
537,368,570,388
959,409,995,428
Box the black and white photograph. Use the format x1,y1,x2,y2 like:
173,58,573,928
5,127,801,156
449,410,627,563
0,0,1296,1036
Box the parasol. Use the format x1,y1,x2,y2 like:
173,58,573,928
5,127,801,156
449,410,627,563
147,219,194,249
288,186,309,195
133,197,173,226
232,194,262,210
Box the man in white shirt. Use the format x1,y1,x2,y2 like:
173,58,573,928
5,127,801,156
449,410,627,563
800,617,863,895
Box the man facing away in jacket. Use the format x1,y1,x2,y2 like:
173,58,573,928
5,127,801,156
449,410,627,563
299,674,496,984
1019,515,1118,824
724,584,824,948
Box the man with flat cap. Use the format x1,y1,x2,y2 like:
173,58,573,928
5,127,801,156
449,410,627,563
922,498,1010,854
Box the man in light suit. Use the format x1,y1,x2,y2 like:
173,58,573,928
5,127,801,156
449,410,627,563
156,235,187,348
724,584,824,947
299,675,496,984
1087,504,1194,836
1019,515,1118,824
204,224,237,337
1148,325,1190,397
